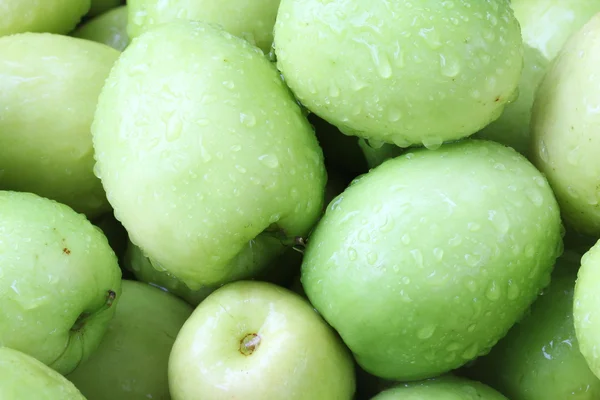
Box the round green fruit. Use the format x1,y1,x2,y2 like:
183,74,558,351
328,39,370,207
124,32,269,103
372,375,507,400
0,347,85,400
274,0,523,148
92,21,326,290
73,5,129,51
0,191,122,375
468,251,600,399
0,33,120,218
530,14,600,236
128,0,281,53
301,139,563,381
0,0,90,37
67,280,193,400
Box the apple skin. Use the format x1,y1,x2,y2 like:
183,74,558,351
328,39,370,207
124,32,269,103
301,139,563,381
512,0,600,61
92,212,129,265
530,14,600,236
73,5,129,51
88,0,123,17
169,281,355,400
0,347,85,400
274,0,522,148
0,33,120,218
92,21,326,290
67,280,193,400
372,375,507,400
128,0,281,53
466,251,600,399
574,239,600,380
0,0,90,37
0,191,122,375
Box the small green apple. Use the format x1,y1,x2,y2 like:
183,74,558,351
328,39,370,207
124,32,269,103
0,33,120,218
372,375,507,400
0,0,90,37
88,0,122,17
467,251,600,399
73,5,129,51
168,281,356,399
512,0,600,61
0,347,85,400
302,139,563,381
67,280,193,400
92,21,326,290
0,191,122,375
128,0,281,53
575,239,600,380
530,14,600,236
274,0,523,148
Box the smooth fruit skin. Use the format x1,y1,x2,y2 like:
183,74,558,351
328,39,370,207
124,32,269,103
0,191,122,375
530,14,600,236
475,45,548,155
128,0,281,53
0,33,120,218
0,0,90,37
301,139,563,381
88,0,122,17
0,347,85,400
468,251,600,399
168,281,356,400
67,280,193,400
372,375,507,400
92,21,326,290
512,0,600,61
274,0,522,148
575,239,600,380
73,5,129,51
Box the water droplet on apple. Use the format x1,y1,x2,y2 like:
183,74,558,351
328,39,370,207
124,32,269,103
507,280,520,300
417,325,436,340
379,217,394,233
386,107,402,122
401,276,410,284
467,222,481,232
258,154,279,169
358,229,370,242
366,252,378,265
485,281,501,301
461,343,479,360
448,234,462,247
419,27,442,49
467,324,477,333
329,84,340,98
401,234,411,245
222,80,235,89
347,247,357,261
422,136,443,150
165,114,182,142
433,248,444,262
440,53,461,77
240,112,256,128
465,279,478,293
410,249,424,268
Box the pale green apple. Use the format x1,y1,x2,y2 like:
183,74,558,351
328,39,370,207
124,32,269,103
302,139,563,381
512,0,600,61
169,281,356,399
128,0,281,53
575,239,600,380
372,375,507,400
88,0,122,17
0,347,85,400
274,0,523,148
467,251,600,399
67,280,192,400
0,191,122,375
92,21,326,290
0,0,90,37
0,33,120,218
475,45,548,155
530,14,600,236
73,5,129,51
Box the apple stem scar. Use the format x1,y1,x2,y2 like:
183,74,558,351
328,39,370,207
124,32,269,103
239,333,261,356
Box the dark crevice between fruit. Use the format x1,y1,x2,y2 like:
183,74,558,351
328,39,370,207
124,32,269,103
239,333,261,356
263,225,307,253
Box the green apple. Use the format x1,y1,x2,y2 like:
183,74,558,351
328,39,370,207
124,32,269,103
168,281,356,399
467,251,600,399
575,239,600,380
0,33,120,218
512,0,600,61
88,0,122,17
274,0,523,148
92,21,326,290
0,0,90,37
372,375,507,400
0,347,85,400
0,191,122,375
475,45,548,155
128,0,281,53
67,280,192,400
530,14,600,236
73,5,129,51
301,139,563,381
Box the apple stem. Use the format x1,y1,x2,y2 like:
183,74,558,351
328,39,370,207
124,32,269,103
239,333,261,356
71,290,117,332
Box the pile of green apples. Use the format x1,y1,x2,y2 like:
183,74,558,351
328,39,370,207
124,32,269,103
4,0,600,399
